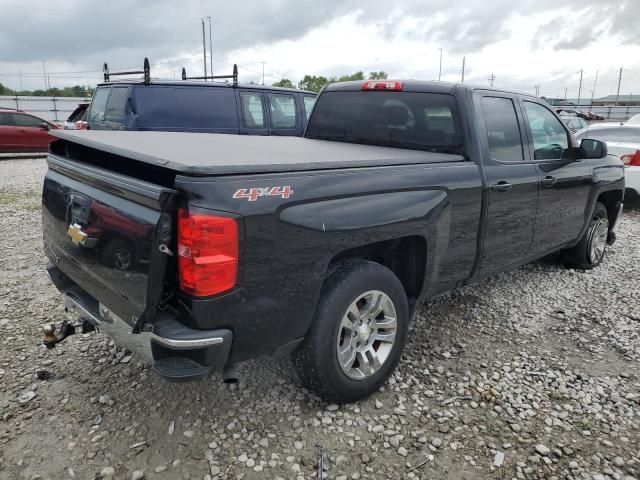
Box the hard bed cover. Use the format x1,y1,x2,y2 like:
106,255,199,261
51,130,464,176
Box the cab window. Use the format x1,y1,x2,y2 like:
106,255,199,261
481,97,524,162
523,102,570,160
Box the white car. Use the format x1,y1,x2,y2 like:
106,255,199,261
625,113,640,125
576,124,640,198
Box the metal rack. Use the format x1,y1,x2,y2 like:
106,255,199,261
181,64,238,86
103,57,151,85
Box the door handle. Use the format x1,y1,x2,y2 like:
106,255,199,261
491,181,512,192
541,176,557,187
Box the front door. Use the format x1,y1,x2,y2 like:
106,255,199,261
476,94,539,275
521,100,592,255
13,113,52,151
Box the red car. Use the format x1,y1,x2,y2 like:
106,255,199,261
0,108,58,152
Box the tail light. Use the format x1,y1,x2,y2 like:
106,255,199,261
177,208,238,297
362,81,403,91
621,150,640,166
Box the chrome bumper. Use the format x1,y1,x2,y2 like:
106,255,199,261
62,289,231,368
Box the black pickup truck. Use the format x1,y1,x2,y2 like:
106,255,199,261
41,80,624,402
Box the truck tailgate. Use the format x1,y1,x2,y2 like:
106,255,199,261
42,154,176,328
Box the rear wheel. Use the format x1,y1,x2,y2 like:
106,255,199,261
293,260,408,403
562,202,609,270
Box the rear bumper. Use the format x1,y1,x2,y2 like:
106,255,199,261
48,263,233,381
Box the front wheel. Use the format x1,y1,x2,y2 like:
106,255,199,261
293,260,409,403
562,202,609,270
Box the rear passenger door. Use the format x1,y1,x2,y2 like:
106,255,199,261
266,93,300,136
239,91,269,135
476,93,540,275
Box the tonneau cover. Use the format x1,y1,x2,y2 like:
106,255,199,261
51,130,465,176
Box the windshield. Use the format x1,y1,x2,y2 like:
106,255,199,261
305,91,464,154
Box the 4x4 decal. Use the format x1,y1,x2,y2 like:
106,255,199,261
233,186,294,202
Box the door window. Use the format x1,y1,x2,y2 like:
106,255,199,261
481,97,524,161
0,113,16,126
13,114,45,128
303,96,316,120
240,92,265,128
269,94,297,129
523,101,570,160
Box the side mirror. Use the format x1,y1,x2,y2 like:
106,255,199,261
39,122,50,131
579,138,607,159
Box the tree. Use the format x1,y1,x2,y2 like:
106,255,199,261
368,71,388,80
272,79,294,88
336,71,365,82
297,75,330,93
0,82,14,95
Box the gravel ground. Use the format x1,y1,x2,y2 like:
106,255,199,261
0,158,638,480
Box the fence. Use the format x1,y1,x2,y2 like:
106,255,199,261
0,95,91,122
583,105,640,122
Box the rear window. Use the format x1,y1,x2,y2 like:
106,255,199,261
133,86,238,132
303,96,316,121
305,91,464,154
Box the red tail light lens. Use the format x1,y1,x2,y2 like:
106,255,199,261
362,81,403,91
177,208,238,297
621,150,640,166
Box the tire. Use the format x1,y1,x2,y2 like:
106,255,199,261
101,237,135,271
293,260,409,403
562,202,609,270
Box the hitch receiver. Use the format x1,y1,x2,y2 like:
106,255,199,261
42,320,95,349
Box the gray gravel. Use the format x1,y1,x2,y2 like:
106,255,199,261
0,158,639,480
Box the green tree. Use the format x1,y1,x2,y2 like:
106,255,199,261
368,71,388,80
272,78,294,88
297,75,330,93
0,82,14,95
336,71,365,82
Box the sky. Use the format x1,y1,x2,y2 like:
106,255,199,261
0,0,638,99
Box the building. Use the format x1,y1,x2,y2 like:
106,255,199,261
592,94,640,106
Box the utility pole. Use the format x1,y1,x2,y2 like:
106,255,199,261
42,61,48,92
564,87,567,101
534,85,540,96
461,56,465,83
615,67,623,106
261,62,266,85
438,48,443,81
208,16,213,80
201,18,208,78
18,71,23,95
576,69,583,106
488,74,495,87
590,69,598,107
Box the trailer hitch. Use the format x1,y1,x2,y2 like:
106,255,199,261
42,319,95,349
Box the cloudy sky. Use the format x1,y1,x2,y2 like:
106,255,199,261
1,0,638,99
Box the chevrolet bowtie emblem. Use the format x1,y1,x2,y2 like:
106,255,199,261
67,223,87,246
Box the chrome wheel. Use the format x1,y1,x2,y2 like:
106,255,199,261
336,290,397,380
588,217,608,264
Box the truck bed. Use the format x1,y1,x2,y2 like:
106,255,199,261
51,130,465,176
